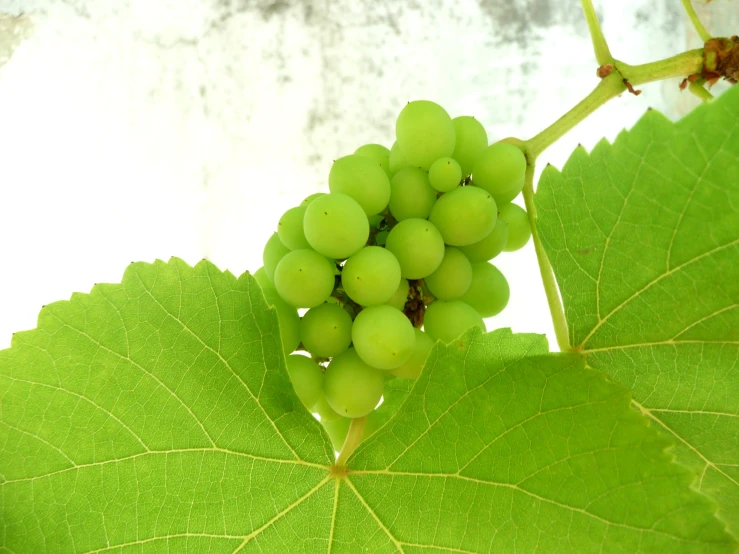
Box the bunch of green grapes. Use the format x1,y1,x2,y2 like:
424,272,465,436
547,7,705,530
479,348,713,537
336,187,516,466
255,100,531,450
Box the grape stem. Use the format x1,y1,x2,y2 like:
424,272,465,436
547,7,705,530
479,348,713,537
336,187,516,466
521,165,571,352
689,78,714,102
580,0,613,66
524,50,704,159
335,416,366,467
680,0,712,43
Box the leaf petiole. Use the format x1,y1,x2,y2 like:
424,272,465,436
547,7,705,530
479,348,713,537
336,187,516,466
580,0,613,66
680,0,712,42
521,164,571,352
335,416,366,467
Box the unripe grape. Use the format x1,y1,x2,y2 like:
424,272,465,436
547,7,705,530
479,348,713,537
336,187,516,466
300,192,326,207
354,143,391,177
300,303,353,358
472,143,526,204
425,247,473,300
389,167,437,221
352,305,416,370
278,206,311,250
386,279,410,311
428,186,497,246
423,300,485,343
341,246,402,306
322,417,352,451
262,233,291,282
274,249,336,308
253,268,301,354
303,193,369,259
389,328,434,379
452,116,488,176
368,214,385,228
396,100,456,170
461,262,510,317
499,203,532,251
459,220,509,263
389,140,412,175
385,218,445,279
329,155,391,215
428,157,462,193
312,395,342,422
324,348,385,418
285,354,324,410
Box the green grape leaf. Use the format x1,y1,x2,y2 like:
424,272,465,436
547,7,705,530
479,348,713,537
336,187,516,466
345,328,733,552
365,377,414,438
1,263,734,552
0,259,336,553
536,85,739,538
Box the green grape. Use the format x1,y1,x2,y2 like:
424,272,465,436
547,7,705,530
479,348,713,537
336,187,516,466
285,354,324,410
277,206,311,250
253,267,272,290
274,249,336,308
452,116,489,176
428,157,462,193
322,416,351,451
323,348,385,418
471,143,526,203
386,278,409,310
396,100,455,170
459,219,509,262
389,328,434,379
389,140,412,175
263,232,291,282
300,303,353,358
362,412,383,439
354,143,391,177
312,395,342,422
300,192,325,207
352,305,416,370
492,183,521,205
423,300,485,343
341,246,401,306
368,214,385,228
375,230,389,245
388,167,437,221
303,193,369,259
385,218,445,279
428,186,497,246
328,155,391,215
499,203,532,251
424,247,473,300
461,262,510,317
253,268,301,354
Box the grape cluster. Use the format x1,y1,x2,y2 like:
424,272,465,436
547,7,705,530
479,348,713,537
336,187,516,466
255,100,531,449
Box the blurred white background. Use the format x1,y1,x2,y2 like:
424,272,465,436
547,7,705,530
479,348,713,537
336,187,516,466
0,0,735,350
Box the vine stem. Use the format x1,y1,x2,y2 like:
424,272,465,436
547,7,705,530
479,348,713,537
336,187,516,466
335,416,365,467
525,49,704,159
521,164,571,352
680,0,712,42
526,73,624,160
519,44,705,352
580,0,613,65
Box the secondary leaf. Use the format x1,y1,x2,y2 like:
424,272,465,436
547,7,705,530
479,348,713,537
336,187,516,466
344,329,733,553
536,85,739,537
0,259,336,553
